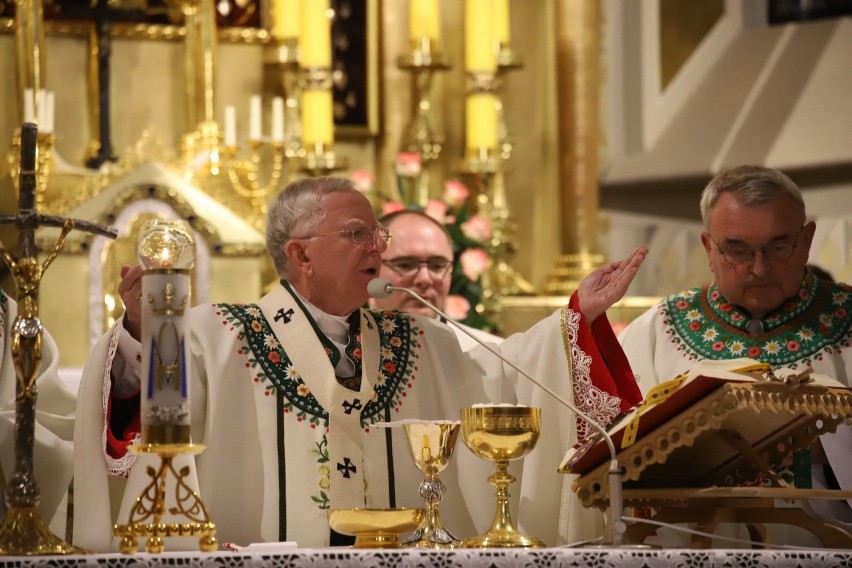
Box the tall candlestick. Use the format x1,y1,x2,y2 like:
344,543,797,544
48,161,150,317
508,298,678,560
300,0,331,67
410,0,440,42
137,219,196,445
494,0,510,45
249,95,262,141
465,93,497,150
224,105,237,147
464,0,496,71
301,89,333,148
272,0,301,39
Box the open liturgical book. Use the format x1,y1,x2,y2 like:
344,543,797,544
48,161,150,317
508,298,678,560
559,358,850,482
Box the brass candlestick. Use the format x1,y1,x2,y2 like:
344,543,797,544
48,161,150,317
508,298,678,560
112,219,216,554
401,421,462,548
460,405,545,548
0,123,118,555
113,444,217,554
300,67,347,176
397,39,451,206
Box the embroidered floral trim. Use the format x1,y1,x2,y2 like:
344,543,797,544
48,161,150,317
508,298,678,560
561,306,622,441
222,304,418,429
663,277,852,368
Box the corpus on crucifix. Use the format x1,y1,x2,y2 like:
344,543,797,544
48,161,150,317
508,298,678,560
0,123,117,555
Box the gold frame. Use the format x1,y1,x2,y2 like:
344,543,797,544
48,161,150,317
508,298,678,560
0,0,380,137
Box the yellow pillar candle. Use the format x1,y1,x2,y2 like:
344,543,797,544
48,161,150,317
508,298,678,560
494,0,510,45
272,0,300,39
465,93,497,150
464,0,495,71
409,0,440,42
302,89,334,148
300,0,331,67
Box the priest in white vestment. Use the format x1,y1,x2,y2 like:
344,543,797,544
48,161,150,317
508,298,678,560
619,165,852,543
73,177,647,551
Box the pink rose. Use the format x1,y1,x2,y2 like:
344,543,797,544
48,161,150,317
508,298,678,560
394,152,422,177
442,180,470,207
445,295,471,320
461,215,492,242
424,199,453,224
350,170,374,193
381,201,405,216
459,248,490,280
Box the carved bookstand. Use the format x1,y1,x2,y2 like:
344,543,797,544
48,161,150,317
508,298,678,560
566,379,852,548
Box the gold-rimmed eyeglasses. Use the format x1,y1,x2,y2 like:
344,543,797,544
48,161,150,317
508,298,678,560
295,225,392,246
710,226,804,265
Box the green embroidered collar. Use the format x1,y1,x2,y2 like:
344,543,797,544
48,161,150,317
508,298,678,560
219,290,420,428
662,274,852,367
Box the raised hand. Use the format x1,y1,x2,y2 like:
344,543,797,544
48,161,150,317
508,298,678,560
577,247,648,323
117,264,144,341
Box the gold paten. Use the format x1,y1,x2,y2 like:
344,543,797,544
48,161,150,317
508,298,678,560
327,508,426,549
113,443,217,554
460,405,545,548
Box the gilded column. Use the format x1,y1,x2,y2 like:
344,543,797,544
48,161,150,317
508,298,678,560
544,0,605,294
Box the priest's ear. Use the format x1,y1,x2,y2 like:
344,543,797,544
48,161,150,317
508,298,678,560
284,239,312,275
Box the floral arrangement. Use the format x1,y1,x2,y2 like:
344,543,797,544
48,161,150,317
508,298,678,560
351,153,496,331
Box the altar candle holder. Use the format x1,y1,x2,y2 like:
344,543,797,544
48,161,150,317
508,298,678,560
299,67,348,176
113,219,217,554
397,39,451,206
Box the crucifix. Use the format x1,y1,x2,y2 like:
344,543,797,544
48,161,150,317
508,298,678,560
0,123,118,555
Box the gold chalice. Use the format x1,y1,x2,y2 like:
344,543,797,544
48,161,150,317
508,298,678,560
401,420,462,548
327,508,426,549
461,405,545,548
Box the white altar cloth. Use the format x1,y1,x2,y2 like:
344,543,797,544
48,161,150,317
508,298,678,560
1,548,850,567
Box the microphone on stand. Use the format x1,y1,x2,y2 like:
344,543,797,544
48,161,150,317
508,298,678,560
368,278,628,546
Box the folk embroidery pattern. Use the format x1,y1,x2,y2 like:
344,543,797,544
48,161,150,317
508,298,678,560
662,276,852,368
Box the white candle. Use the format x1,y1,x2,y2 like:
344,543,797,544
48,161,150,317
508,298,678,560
44,91,55,134
23,88,35,124
137,220,196,445
224,105,237,147
249,95,262,141
37,89,47,129
272,96,285,142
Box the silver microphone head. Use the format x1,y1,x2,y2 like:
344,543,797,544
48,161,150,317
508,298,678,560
367,278,394,299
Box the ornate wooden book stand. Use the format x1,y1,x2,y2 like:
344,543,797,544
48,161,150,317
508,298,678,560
562,378,852,548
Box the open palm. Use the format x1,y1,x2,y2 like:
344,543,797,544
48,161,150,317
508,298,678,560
577,247,648,323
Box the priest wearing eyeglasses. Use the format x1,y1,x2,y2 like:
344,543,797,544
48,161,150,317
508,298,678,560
73,176,648,551
372,209,503,350
618,165,852,539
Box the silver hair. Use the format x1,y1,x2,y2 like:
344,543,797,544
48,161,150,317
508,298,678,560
265,176,359,278
699,165,806,228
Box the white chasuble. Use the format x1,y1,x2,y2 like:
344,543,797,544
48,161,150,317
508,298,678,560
257,285,379,513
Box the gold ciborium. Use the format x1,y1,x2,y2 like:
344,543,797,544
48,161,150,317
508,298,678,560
461,405,545,548
401,420,462,548
327,508,426,549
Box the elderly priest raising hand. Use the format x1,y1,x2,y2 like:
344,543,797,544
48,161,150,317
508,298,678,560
73,176,647,551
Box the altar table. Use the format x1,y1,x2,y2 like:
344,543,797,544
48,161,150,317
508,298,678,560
1,548,851,567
